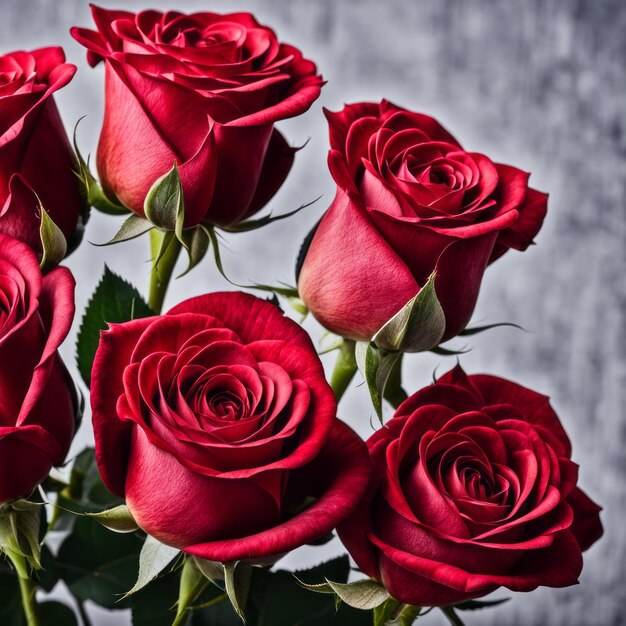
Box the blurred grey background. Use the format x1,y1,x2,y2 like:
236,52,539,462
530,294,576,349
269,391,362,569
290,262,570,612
1,0,624,624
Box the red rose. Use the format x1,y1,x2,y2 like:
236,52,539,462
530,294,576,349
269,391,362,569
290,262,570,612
71,6,324,228
298,100,548,343
0,47,84,254
338,365,602,606
91,292,370,562
0,234,78,503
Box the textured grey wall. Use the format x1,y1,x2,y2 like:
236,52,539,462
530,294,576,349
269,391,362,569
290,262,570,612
1,0,624,624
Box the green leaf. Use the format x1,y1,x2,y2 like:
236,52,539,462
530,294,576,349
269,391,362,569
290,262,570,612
224,561,252,623
221,197,321,233
95,214,153,246
57,515,144,608
86,505,139,534
35,544,61,593
76,266,153,387
373,272,445,353
0,571,24,626
39,205,67,272
296,577,389,611
144,163,183,231
125,535,180,597
51,448,123,533
40,601,79,626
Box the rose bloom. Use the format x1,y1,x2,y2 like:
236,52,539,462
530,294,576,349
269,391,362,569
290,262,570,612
298,100,548,343
91,292,370,562
0,47,84,255
71,6,324,228
0,234,78,503
338,366,602,606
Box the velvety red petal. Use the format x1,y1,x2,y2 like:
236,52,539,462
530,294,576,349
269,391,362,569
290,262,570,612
298,190,419,341
167,291,315,352
238,128,296,221
567,487,603,551
125,426,282,548
185,420,370,562
91,316,156,496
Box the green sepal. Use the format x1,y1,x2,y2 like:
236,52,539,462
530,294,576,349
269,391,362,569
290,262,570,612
124,535,180,597
84,504,139,534
39,204,67,272
373,598,401,626
430,345,470,356
220,197,320,233
295,576,389,611
373,272,445,353
94,214,153,246
177,225,210,277
144,163,183,231
224,561,252,623
174,556,211,624
193,557,225,583
73,120,128,216
454,597,510,611
0,500,43,572
459,322,524,336
355,342,403,421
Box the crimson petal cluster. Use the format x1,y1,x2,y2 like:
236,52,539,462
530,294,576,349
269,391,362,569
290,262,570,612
0,234,78,503
0,47,83,254
91,292,370,562
339,365,602,606
71,6,324,227
299,100,547,342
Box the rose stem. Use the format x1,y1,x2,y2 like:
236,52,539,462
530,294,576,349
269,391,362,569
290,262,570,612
7,552,41,626
329,339,357,402
148,229,183,314
441,606,467,626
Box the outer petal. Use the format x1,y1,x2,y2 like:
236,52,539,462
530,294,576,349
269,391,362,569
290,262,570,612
125,426,282,548
0,175,42,252
167,291,315,353
185,420,370,561
298,190,419,341
434,233,498,340
0,425,61,503
203,123,274,226
567,487,603,551
491,186,548,262
238,128,296,221
91,316,156,496
96,61,182,213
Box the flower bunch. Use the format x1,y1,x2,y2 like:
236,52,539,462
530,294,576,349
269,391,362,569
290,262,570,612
0,6,601,626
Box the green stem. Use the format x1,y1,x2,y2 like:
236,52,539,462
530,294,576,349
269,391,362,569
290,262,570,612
7,552,41,626
329,339,357,402
441,606,466,626
149,230,182,313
